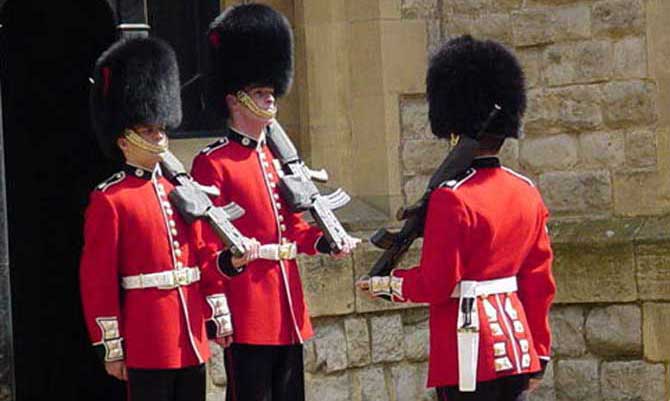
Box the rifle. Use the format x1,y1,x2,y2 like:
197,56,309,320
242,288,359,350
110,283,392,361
160,151,249,264
365,105,502,278
266,121,352,254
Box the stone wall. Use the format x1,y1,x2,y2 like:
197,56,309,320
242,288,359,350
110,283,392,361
193,0,670,400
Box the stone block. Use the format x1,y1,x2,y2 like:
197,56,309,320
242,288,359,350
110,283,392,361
554,359,600,401
370,314,405,363
443,0,522,13
526,0,582,5
613,169,667,216
346,0,400,22
551,242,637,303
400,96,430,140
525,86,603,136
592,0,645,38
207,341,226,386
443,0,487,14
614,37,647,79
313,322,348,373
352,366,390,401
344,317,371,367
539,170,612,214
549,216,643,245
647,2,670,127
426,19,442,55
517,47,543,89
511,6,591,47
625,129,656,168
350,23,384,98
579,131,625,169
499,139,520,170
443,13,511,45
550,306,586,357
636,214,670,243
643,302,670,361
402,139,451,175
586,304,642,356
635,244,670,300
401,0,438,19
602,80,657,129
304,338,318,373
519,134,578,173
543,40,613,86
390,364,422,401
299,253,355,317
353,243,423,313
404,175,430,205
531,360,556,401
381,20,427,93
404,322,429,362
305,371,351,401
351,93,404,215
601,361,666,401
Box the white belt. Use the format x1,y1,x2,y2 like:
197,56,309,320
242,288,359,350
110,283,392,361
450,276,518,299
452,276,517,392
258,242,297,261
121,267,201,290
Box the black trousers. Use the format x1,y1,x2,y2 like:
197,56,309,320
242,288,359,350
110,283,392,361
127,364,206,401
224,343,304,401
437,374,530,401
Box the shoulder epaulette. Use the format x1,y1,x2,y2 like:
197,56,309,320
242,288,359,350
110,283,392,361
502,167,535,187
438,168,477,190
200,137,229,156
96,171,126,192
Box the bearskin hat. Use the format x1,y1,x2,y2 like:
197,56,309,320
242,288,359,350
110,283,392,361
207,3,293,118
427,35,526,139
90,36,182,160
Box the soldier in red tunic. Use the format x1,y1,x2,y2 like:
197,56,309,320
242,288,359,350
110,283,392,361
80,37,234,401
359,35,556,401
192,4,357,401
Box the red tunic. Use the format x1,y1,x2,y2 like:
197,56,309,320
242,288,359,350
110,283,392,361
393,157,556,388
191,128,323,345
79,165,227,369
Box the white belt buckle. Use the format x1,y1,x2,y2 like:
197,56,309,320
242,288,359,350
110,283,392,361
457,280,479,392
158,269,188,290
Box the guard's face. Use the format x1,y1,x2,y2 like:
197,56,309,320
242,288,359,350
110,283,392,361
117,124,168,167
133,124,168,148
238,85,276,123
247,86,276,113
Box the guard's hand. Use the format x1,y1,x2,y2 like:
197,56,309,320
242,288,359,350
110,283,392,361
231,238,261,268
105,360,127,381
355,276,377,300
355,274,403,303
331,236,362,259
215,335,234,348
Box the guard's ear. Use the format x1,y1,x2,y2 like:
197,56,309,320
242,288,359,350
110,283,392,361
225,93,239,112
116,136,129,152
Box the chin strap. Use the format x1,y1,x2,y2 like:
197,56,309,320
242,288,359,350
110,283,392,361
123,129,168,155
236,90,276,120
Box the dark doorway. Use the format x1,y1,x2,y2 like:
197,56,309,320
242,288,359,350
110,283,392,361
0,1,125,400
148,0,222,137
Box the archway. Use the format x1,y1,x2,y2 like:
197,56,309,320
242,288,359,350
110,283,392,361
0,1,124,399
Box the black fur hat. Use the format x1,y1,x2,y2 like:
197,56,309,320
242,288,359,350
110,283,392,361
207,3,293,119
90,37,182,160
427,35,526,139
